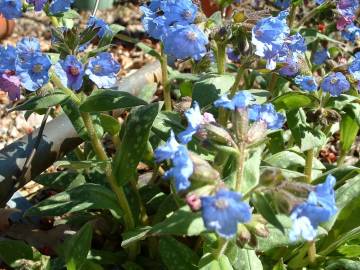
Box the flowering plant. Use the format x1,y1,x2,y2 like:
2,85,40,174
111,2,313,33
0,0,360,269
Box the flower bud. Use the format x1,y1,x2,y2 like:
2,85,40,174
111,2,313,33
202,123,234,145
236,224,251,247
189,152,220,183
272,189,304,214
259,168,284,186
246,121,267,144
186,194,202,212
245,215,270,238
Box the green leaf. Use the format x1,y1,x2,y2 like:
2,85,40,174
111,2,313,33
152,111,184,139
87,250,126,266
62,99,104,141
0,240,34,267
340,114,359,153
149,206,206,236
241,147,263,194
99,113,121,136
113,103,160,185
325,94,358,110
252,193,285,233
136,42,161,59
192,74,235,109
343,103,360,126
235,249,263,270
54,160,108,170
337,245,360,258
325,259,360,270
121,226,152,248
272,92,319,111
14,92,69,111
34,172,86,191
25,183,122,218
159,237,199,270
137,83,158,103
199,253,233,270
64,223,93,270
80,90,147,112
257,215,293,253
287,109,327,151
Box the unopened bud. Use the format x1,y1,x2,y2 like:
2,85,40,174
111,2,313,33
273,189,304,214
246,121,267,144
186,194,202,212
189,152,220,183
259,168,284,186
245,216,270,238
236,224,251,247
202,123,234,145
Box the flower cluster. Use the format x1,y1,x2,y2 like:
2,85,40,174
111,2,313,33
141,0,209,61
0,0,74,19
337,0,360,42
215,91,285,130
154,131,194,192
252,11,307,71
289,175,337,241
0,37,120,100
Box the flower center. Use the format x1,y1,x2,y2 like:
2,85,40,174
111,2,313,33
214,198,229,209
306,79,314,86
186,31,197,41
330,77,339,85
32,64,43,73
255,29,263,38
182,10,192,19
69,66,80,76
94,64,103,73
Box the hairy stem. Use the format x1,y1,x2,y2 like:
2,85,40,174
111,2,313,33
308,241,317,265
160,44,172,111
304,149,314,184
214,238,228,259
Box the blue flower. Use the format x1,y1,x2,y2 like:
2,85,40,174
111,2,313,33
294,75,318,92
154,130,180,162
16,37,41,61
140,5,167,40
349,52,360,81
87,16,113,39
285,33,307,55
85,52,120,89
289,175,337,241
227,48,241,62
161,0,198,26
163,24,208,61
49,0,74,14
27,0,47,11
16,53,51,91
178,102,203,144
251,11,290,70
155,131,193,192
313,48,330,65
279,56,300,77
0,0,22,19
163,145,193,192
248,103,285,129
341,23,360,42
201,189,252,239
0,45,16,72
214,91,254,110
0,73,20,101
55,55,84,91
274,0,290,9
321,72,350,96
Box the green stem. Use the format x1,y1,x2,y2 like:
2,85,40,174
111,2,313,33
229,67,245,98
308,241,317,265
216,42,226,75
214,238,228,259
337,151,346,167
216,42,227,125
160,44,172,111
80,112,135,231
288,4,297,28
297,0,332,27
268,73,278,94
235,143,246,192
51,73,81,105
304,149,314,184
